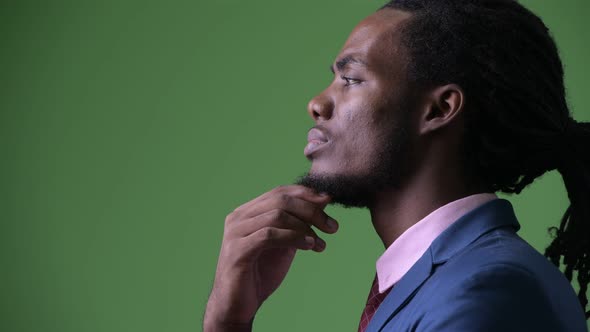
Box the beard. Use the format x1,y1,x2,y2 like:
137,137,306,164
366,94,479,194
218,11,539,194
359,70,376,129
293,106,413,209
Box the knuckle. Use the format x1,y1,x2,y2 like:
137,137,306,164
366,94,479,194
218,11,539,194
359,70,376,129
231,206,242,215
258,227,275,242
278,193,292,206
224,212,235,225
269,208,286,221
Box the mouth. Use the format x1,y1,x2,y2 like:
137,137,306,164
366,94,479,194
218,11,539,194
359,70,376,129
304,140,330,158
305,127,330,158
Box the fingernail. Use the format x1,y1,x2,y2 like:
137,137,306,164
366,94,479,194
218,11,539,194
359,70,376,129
326,217,338,230
305,236,315,247
316,238,326,249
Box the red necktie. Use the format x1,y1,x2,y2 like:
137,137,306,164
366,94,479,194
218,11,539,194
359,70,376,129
357,274,393,332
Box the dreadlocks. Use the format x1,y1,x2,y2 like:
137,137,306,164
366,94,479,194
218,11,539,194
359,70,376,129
379,0,590,319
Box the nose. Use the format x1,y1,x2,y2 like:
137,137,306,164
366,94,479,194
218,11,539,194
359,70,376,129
307,92,334,121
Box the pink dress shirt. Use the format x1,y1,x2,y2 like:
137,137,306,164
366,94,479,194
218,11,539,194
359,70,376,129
376,193,499,293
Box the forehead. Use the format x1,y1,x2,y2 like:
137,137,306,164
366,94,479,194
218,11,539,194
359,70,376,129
337,9,413,75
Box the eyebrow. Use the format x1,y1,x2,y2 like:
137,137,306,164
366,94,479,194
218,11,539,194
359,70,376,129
329,55,368,74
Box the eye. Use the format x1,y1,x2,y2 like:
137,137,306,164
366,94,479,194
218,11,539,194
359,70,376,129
341,76,362,86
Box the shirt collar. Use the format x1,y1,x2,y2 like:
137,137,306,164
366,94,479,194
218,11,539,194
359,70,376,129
375,193,498,293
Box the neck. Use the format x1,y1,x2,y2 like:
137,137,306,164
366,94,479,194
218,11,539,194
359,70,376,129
368,159,490,249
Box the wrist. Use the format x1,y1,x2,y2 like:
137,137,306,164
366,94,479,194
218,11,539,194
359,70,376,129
203,316,253,332
203,301,254,332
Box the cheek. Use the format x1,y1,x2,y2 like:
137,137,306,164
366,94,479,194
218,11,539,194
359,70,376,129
339,89,384,126
335,88,394,162
340,117,384,164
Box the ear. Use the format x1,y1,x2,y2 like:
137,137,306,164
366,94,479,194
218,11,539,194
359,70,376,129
418,84,465,136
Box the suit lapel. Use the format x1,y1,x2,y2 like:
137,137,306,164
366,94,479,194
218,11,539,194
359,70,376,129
365,198,521,332
365,248,433,332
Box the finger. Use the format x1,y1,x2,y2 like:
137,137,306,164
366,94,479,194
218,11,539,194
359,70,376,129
240,195,338,234
234,209,315,237
234,209,327,252
233,185,331,215
241,227,319,257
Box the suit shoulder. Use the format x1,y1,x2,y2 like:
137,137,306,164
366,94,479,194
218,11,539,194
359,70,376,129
410,228,587,331
443,227,559,276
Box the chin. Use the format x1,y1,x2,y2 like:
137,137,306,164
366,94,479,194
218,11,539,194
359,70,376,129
293,170,375,208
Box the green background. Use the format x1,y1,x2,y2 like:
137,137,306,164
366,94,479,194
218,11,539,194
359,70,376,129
2,0,589,331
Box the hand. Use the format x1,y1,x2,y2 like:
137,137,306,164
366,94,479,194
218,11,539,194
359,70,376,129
203,185,339,331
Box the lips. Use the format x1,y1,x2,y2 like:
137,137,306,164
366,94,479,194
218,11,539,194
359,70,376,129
307,128,328,144
304,128,329,157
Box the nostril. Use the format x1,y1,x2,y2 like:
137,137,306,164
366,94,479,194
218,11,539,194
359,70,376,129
307,101,322,120
313,109,321,119
312,103,325,118
307,94,334,121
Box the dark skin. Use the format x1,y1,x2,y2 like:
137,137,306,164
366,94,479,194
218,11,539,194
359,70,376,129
204,8,489,331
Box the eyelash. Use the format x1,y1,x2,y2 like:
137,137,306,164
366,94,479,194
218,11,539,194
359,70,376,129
341,76,361,86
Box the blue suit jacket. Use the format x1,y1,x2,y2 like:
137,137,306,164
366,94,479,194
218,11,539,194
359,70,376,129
366,198,588,332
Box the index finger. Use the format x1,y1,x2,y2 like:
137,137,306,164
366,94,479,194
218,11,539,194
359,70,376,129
239,193,338,234
233,184,331,214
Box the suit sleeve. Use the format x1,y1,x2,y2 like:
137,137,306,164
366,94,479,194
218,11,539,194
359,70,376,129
412,263,561,332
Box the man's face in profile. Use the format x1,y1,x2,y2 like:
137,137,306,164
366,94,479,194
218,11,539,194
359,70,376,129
295,9,420,208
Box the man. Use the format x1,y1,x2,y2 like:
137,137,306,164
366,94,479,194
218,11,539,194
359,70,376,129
204,1,590,331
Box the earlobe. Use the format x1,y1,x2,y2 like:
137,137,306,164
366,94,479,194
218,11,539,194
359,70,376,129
418,84,465,135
